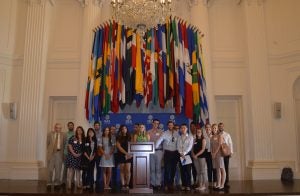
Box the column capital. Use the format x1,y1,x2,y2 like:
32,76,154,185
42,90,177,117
27,0,54,6
77,0,103,8
246,0,266,6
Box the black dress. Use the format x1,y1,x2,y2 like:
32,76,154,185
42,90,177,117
116,135,132,164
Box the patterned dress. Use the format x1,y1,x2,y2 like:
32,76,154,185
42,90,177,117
66,136,84,169
210,135,224,169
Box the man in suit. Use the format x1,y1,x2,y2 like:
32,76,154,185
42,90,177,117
47,123,66,189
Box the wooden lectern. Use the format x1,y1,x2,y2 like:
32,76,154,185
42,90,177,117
128,142,155,193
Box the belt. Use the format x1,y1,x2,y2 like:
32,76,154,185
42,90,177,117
155,148,163,151
56,149,61,151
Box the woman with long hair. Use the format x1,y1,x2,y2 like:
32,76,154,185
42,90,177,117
133,123,150,142
66,126,85,189
99,127,115,189
82,128,97,190
211,124,226,191
116,125,132,190
192,128,207,191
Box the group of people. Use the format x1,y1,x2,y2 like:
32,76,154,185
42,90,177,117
46,119,233,192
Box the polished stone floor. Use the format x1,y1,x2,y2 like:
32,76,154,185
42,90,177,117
0,180,299,195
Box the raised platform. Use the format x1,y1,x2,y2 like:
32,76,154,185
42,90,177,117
0,180,299,195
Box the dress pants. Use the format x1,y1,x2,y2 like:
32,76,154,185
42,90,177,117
47,151,63,185
163,150,179,187
150,150,163,186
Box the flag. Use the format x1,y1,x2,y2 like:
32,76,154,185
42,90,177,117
119,25,126,109
93,28,104,121
145,30,153,106
135,33,144,106
178,20,185,112
191,30,200,120
152,28,158,106
183,23,193,119
111,23,122,113
172,17,180,114
124,29,134,105
197,34,209,127
85,30,97,121
157,25,165,108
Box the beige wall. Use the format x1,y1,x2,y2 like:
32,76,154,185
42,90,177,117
0,0,299,180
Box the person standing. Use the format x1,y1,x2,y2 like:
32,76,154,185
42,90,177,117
211,124,226,191
204,123,217,188
116,125,132,190
218,122,233,189
177,124,194,191
94,121,102,187
148,119,163,190
82,128,97,190
189,121,198,187
155,121,179,191
46,123,66,189
99,127,115,189
66,126,85,189
192,128,207,191
133,123,150,142
62,122,74,187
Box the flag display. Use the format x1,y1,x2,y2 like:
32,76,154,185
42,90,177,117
85,17,209,125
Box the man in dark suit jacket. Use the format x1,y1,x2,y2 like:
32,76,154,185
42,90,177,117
47,123,66,188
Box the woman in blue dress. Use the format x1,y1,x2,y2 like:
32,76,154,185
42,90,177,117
99,127,115,189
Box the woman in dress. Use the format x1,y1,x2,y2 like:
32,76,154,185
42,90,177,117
211,124,226,191
66,126,85,189
99,127,115,189
116,125,132,190
82,128,97,190
133,123,150,142
192,128,207,191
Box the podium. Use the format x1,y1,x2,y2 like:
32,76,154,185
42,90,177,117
128,142,155,193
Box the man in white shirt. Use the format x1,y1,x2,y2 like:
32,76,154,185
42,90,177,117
155,121,179,191
218,122,233,189
177,124,194,191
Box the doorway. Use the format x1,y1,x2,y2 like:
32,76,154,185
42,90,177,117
215,95,245,180
49,96,77,133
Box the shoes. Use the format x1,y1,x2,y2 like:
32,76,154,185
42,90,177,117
181,186,186,191
164,186,168,191
195,186,206,191
104,186,112,190
185,187,191,191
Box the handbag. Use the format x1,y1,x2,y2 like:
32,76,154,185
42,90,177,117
221,143,231,157
97,147,104,156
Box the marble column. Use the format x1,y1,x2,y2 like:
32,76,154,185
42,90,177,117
244,0,275,179
244,0,273,160
15,0,52,179
76,0,102,129
190,0,216,121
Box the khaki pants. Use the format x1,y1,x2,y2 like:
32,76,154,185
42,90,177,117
47,151,63,185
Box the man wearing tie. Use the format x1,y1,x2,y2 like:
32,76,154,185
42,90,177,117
47,123,66,189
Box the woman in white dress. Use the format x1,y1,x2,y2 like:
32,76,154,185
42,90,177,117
99,127,115,189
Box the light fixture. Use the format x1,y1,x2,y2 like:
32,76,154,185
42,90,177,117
111,0,173,34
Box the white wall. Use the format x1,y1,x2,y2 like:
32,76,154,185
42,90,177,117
0,0,300,180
